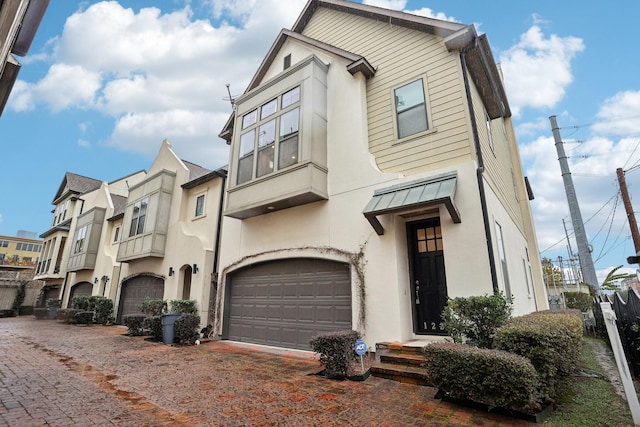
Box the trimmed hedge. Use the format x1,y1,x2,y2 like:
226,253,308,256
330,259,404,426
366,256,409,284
74,310,94,325
123,314,146,336
440,292,512,348
143,315,163,340
424,342,539,411
57,308,82,324
309,330,361,379
174,313,201,344
169,299,198,315
494,310,583,400
19,305,34,315
138,298,166,316
34,308,48,319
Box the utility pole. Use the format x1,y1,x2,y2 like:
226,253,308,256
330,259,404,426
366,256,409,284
617,167,640,265
549,116,599,289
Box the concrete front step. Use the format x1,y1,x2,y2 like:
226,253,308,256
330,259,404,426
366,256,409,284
371,340,434,386
369,361,431,386
380,352,426,366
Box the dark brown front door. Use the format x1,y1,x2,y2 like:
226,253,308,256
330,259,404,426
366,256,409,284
408,218,448,335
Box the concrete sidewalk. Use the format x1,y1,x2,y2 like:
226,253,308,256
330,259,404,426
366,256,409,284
0,317,533,426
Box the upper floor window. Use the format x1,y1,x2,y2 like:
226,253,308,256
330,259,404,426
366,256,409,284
195,194,206,217
73,225,87,254
129,197,149,237
113,226,120,243
0,240,7,248
394,79,428,139
237,86,300,185
485,110,494,152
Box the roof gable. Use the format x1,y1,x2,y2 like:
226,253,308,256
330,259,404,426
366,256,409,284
52,172,102,204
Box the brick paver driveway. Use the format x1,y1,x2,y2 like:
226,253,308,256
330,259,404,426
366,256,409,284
0,317,531,426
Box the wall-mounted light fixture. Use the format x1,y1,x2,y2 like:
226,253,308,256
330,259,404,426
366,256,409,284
94,277,98,284
168,267,174,276
103,276,110,284
193,264,198,274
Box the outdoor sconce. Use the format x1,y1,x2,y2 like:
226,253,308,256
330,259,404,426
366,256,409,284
103,276,110,284
193,264,198,274
94,277,98,284
168,267,174,276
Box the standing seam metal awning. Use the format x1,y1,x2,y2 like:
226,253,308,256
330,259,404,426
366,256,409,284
362,171,461,235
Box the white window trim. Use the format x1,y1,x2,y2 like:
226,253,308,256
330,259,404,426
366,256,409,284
194,192,207,219
390,74,436,146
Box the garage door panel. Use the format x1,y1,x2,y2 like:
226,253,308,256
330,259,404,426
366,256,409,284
225,258,351,350
117,276,164,323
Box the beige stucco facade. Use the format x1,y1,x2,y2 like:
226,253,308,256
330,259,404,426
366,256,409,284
215,0,547,351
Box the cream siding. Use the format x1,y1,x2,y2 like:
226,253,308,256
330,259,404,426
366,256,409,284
467,71,524,233
302,8,473,175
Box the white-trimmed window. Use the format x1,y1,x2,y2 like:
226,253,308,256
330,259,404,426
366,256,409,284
128,197,149,237
237,86,300,185
195,194,206,217
485,110,494,152
394,79,428,139
73,225,87,254
495,221,511,298
113,226,120,243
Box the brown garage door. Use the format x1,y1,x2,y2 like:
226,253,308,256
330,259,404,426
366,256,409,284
69,282,94,304
117,276,164,323
224,258,352,350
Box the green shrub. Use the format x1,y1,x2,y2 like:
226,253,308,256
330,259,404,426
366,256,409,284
11,283,26,312
71,295,91,310
564,292,593,312
309,330,361,379
143,315,163,340
91,296,114,325
424,342,539,411
19,305,34,315
494,310,583,400
123,314,146,336
137,298,166,316
174,313,201,344
168,299,198,314
74,311,94,325
46,298,62,307
440,291,513,348
34,308,48,319
57,308,81,324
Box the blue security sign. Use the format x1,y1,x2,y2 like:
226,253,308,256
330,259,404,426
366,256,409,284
354,339,367,356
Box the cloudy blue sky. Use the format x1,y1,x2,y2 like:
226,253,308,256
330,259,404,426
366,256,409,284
2,0,639,283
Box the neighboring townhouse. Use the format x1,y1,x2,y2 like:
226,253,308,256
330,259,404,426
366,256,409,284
0,233,42,270
215,0,548,351
114,140,226,324
35,170,147,305
35,141,226,323
0,0,49,115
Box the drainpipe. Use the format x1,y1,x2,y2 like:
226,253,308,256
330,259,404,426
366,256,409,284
209,170,227,329
460,42,499,293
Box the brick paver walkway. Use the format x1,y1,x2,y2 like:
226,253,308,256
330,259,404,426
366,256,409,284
0,317,534,426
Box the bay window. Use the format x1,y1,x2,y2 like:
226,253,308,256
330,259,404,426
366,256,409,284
237,86,300,185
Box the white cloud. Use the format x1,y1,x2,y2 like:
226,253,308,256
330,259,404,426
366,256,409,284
499,25,584,117
592,91,640,137
362,0,407,10
8,0,307,169
405,8,458,22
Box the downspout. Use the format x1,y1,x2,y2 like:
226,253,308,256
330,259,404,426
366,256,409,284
209,170,226,329
59,270,70,308
460,42,499,293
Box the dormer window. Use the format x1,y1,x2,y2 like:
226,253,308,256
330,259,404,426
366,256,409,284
236,86,300,185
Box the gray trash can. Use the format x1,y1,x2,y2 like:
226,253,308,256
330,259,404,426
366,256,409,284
161,313,181,344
